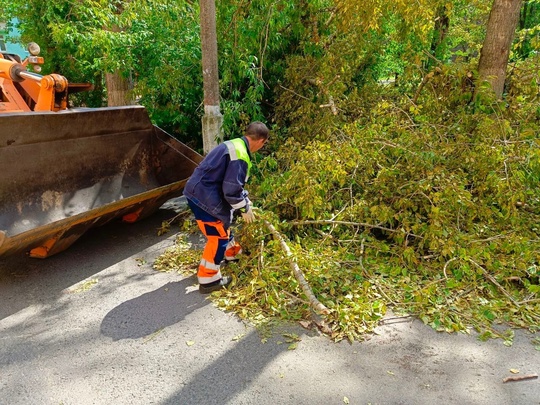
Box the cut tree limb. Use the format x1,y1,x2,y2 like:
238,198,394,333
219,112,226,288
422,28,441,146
262,220,330,315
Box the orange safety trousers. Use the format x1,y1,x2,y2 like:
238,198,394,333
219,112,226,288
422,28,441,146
188,199,242,284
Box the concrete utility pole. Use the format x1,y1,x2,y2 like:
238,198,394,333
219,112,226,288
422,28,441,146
199,0,223,153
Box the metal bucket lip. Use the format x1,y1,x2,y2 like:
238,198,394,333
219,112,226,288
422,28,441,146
0,105,156,150
1,180,185,238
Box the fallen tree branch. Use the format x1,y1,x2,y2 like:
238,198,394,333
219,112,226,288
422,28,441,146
281,289,310,305
290,219,423,239
263,220,330,315
308,75,340,115
165,209,191,225
282,289,332,334
412,70,434,104
357,238,397,306
502,374,538,383
380,315,416,325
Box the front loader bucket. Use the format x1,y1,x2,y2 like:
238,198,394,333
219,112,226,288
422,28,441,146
0,105,202,258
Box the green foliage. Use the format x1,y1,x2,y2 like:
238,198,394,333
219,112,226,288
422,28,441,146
219,62,540,342
514,0,540,59
126,1,203,141
4,0,339,144
216,0,335,138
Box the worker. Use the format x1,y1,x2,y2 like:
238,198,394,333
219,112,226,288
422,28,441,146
183,121,270,294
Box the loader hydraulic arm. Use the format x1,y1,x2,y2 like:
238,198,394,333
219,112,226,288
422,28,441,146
0,53,69,112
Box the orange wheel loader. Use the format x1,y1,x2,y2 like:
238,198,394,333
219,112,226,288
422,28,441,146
0,45,202,258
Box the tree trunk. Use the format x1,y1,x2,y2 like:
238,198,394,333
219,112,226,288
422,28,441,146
104,2,132,108
106,71,132,107
477,0,523,99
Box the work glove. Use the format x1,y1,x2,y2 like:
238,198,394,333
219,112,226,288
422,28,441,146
240,200,255,223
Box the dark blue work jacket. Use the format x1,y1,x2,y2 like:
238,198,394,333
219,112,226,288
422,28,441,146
183,137,251,228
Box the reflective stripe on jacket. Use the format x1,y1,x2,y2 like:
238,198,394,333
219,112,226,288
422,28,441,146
183,137,252,228
225,138,252,182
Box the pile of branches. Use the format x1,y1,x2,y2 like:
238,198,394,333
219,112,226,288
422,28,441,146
211,68,540,343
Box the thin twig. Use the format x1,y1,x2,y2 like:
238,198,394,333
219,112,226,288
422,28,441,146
330,204,349,221
290,219,422,239
278,84,310,100
380,315,417,324
470,233,509,243
281,290,310,306
313,228,336,245
443,257,459,279
165,209,191,225
373,281,396,306
412,69,438,104
503,374,538,383
517,298,540,305
357,239,397,306
259,4,273,81
258,239,265,272
468,258,521,308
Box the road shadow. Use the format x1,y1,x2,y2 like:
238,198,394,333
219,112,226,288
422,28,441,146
100,275,204,340
0,207,180,322
161,328,292,405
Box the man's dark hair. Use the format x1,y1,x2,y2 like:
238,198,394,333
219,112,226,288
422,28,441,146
245,121,269,140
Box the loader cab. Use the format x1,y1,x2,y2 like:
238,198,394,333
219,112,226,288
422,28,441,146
0,19,27,59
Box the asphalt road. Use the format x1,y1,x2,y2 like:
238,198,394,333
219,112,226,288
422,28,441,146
1,203,539,405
